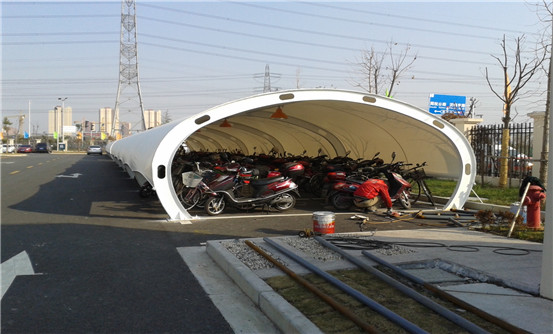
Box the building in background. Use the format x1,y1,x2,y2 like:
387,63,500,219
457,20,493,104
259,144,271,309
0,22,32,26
99,107,118,134
144,109,162,129
48,105,73,135
83,120,94,132
120,122,132,137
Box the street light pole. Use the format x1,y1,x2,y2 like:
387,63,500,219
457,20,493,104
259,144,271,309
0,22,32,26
56,106,59,152
28,100,31,143
58,97,67,151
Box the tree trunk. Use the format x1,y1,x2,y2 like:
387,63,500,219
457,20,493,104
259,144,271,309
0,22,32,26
499,128,510,188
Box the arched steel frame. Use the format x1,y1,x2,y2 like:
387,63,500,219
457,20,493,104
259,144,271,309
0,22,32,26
107,89,476,221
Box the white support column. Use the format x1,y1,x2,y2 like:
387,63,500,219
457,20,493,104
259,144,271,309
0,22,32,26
450,117,483,138
528,111,545,177
542,113,553,298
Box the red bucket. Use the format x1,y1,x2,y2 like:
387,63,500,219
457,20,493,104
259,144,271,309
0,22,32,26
312,211,335,234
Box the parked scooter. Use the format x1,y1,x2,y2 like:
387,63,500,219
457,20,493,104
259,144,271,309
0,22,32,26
204,175,300,215
179,163,254,210
329,154,412,211
320,152,381,199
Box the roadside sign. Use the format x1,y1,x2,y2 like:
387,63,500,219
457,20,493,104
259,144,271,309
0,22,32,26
429,94,466,115
63,125,77,134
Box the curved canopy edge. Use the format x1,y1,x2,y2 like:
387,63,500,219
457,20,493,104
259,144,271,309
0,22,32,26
107,89,476,221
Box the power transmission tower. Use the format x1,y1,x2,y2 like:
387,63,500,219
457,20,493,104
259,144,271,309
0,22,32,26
253,64,280,93
112,0,146,137
263,64,272,92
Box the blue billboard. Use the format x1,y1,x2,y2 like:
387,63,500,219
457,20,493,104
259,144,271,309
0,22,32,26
428,94,466,115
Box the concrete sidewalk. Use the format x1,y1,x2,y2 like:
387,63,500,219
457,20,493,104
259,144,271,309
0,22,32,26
181,228,552,334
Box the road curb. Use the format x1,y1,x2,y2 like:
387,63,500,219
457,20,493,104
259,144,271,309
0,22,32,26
434,195,546,216
206,240,322,334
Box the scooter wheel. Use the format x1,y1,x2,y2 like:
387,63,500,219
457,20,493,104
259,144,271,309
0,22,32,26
398,191,411,209
205,196,225,216
139,185,154,198
330,193,352,210
273,193,296,211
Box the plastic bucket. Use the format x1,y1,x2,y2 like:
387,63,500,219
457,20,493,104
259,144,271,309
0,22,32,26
312,211,335,234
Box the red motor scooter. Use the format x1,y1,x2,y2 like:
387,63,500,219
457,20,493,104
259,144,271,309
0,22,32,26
329,163,412,211
179,163,254,210
204,174,300,215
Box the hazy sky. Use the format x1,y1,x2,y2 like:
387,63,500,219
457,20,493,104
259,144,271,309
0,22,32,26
2,1,550,134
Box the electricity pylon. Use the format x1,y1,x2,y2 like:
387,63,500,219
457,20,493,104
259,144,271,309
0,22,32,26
263,64,272,92
254,64,280,93
112,0,146,137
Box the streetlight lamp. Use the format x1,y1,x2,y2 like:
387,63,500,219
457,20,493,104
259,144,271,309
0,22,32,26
58,97,67,151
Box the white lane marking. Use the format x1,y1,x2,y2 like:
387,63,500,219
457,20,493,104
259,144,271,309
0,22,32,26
56,173,82,178
1,251,36,300
188,211,360,221
189,212,315,220
149,219,192,225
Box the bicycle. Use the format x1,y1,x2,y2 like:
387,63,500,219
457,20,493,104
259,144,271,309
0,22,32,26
403,162,436,206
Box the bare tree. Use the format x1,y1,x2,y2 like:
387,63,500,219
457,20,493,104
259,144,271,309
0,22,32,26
162,110,172,124
32,123,40,136
467,97,479,118
485,34,547,188
3,117,12,134
356,46,385,94
352,41,417,97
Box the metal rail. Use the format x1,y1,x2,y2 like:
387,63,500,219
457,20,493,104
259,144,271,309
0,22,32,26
244,240,378,333
314,236,489,334
361,250,531,334
263,237,429,334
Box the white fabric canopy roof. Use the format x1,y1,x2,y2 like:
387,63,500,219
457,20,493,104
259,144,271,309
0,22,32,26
107,89,476,221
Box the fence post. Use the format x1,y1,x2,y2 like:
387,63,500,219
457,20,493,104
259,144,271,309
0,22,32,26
450,117,483,138
528,111,545,178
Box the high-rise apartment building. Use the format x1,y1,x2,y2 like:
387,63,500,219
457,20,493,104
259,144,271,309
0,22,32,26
48,106,72,135
143,109,162,130
120,122,132,137
99,107,118,134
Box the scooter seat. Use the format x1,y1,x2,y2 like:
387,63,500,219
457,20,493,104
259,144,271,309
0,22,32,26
250,176,285,186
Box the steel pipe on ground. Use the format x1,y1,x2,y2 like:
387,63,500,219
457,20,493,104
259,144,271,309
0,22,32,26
263,237,429,334
315,236,489,334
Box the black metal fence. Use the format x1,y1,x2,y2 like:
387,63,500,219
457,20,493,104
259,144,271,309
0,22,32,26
467,123,534,180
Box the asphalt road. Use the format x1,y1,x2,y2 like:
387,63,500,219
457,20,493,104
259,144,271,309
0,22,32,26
1,153,238,333
1,152,444,333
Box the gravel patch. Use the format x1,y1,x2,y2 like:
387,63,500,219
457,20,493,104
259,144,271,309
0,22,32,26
323,234,418,256
222,239,279,270
222,236,344,272
282,236,343,262
222,235,416,273
375,244,417,256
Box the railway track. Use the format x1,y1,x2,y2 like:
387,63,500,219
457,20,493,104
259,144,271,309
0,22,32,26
242,236,530,334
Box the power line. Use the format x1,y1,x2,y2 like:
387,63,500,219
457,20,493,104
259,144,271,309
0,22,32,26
2,31,117,37
2,14,118,19
2,31,497,68
1,8,532,74
138,6,505,56
0,14,501,59
297,1,538,36
141,2,522,42
3,2,547,124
